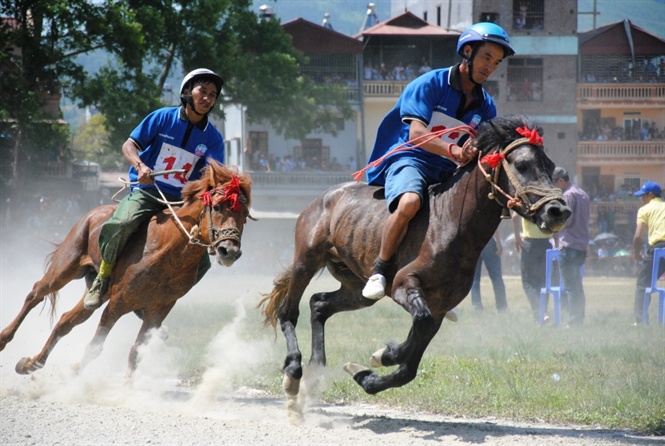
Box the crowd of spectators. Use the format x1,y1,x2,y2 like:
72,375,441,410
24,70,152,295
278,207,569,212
363,57,433,82
579,120,665,141
583,56,665,84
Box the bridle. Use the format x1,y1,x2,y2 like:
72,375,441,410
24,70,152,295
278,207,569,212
476,137,563,219
195,185,246,255
114,170,247,255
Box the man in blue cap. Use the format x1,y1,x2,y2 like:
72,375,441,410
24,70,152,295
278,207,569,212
632,181,665,324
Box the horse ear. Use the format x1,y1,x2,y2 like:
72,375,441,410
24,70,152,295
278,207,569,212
489,120,510,142
208,162,215,188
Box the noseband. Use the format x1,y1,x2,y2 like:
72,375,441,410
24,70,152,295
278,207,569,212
477,137,563,219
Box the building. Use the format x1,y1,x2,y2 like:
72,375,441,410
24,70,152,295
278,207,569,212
237,18,364,212
356,11,460,156
576,20,665,235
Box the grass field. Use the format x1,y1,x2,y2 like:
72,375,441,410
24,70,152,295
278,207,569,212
162,273,665,435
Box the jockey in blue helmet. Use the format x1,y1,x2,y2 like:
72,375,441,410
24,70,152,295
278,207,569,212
457,22,516,85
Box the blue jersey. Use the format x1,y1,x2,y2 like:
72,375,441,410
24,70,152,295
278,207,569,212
127,106,225,197
366,64,496,185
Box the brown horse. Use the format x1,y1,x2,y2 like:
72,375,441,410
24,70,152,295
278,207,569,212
259,115,571,416
0,161,252,377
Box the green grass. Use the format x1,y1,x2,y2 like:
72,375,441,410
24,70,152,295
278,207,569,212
163,275,665,435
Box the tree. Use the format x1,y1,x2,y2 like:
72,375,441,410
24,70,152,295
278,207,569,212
0,0,353,186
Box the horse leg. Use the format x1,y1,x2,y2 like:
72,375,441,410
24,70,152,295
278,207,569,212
343,278,444,394
14,295,96,375
277,260,323,423
309,275,374,367
125,302,175,381
77,298,125,374
0,262,89,352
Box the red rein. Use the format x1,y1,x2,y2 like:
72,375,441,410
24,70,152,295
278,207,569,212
352,125,543,180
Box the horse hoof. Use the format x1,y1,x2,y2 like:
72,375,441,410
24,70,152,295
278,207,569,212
445,310,458,322
282,374,300,397
369,348,386,368
343,362,369,377
15,357,32,375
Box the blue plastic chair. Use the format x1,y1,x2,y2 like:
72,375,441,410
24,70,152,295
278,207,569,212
642,248,665,325
539,249,585,327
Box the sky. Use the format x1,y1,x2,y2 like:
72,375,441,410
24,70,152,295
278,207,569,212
577,0,664,38
253,0,665,40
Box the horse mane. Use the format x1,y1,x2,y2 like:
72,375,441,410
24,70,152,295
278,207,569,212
181,160,253,207
429,114,544,198
473,114,543,156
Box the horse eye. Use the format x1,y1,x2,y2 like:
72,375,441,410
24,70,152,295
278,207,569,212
213,204,222,212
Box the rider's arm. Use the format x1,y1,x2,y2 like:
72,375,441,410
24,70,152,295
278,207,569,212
122,139,153,185
633,221,647,261
408,120,477,163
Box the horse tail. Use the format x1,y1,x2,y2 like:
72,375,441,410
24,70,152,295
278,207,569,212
44,249,59,325
257,267,292,330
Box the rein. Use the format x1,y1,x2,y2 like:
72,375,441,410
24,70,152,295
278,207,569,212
113,170,244,254
352,125,478,182
477,137,563,218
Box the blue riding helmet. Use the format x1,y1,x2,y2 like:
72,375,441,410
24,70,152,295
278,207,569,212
457,22,516,57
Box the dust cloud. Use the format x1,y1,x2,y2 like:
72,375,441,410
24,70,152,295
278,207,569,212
0,193,305,422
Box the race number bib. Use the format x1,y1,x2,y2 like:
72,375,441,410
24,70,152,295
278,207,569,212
153,142,200,187
428,112,476,144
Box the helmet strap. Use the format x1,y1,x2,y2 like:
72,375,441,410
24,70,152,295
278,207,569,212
465,45,482,86
181,93,207,117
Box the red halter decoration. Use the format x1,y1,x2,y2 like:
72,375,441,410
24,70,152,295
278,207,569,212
480,126,543,168
200,190,213,207
515,126,543,146
480,152,505,168
221,176,242,212
199,175,243,211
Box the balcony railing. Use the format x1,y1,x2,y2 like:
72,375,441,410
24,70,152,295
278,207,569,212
363,80,409,98
577,83,665,103
249,171,355,190
578,141,665,159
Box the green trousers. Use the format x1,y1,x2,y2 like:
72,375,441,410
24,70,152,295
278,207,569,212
99,189,211,284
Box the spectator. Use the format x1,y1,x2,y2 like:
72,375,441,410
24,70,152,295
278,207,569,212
553,167,590,326
512,213,553,322
418,57,432,75
392,62,405,81
471,231,508,312
631,181,665,324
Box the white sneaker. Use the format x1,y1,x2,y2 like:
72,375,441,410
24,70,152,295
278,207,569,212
362,274,386,300
445,309,458,322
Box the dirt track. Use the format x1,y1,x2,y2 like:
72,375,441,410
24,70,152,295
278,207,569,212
1,385,661,446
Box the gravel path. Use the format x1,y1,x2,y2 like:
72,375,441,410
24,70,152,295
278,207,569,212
1,385,660,446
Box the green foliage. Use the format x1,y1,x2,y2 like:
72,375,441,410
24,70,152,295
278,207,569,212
1,0,354,186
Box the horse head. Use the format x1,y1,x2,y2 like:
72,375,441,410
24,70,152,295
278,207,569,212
182,160,253,266
474,114,571,234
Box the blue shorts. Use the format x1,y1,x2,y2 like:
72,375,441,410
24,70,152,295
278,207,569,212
384,156,455,212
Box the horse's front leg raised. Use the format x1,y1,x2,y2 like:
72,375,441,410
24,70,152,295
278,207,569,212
344,279,443,394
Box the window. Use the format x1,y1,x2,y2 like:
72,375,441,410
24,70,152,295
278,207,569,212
436,6,441,26
513,0,544,31
479,12,500,24
507,58,543,102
